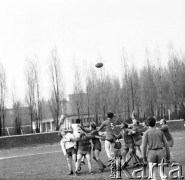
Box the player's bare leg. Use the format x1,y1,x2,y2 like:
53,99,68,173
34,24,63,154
86,154,93,174
75,154,82,176
66,156,73,175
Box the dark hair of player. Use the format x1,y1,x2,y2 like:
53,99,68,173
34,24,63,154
147,116,156,127
90,123,97,129
121,122,128,129
107,112,114,119
75,118,81,124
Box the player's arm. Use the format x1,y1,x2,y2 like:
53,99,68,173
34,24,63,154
91,130,105,138
60,140,67,156
97,121,106,131
62,137,70,142
142,132,148,163
80,125,91,133
85,134,95,139
159,125,167,131
93,135,104,139
70,137,82,142
162,132,170,161
127,128,136,135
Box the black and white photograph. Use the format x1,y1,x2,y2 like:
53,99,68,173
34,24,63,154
0,0,185,179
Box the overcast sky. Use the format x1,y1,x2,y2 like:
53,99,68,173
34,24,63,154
0,0,185,108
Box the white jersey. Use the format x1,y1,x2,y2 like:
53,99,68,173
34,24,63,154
72,124,82,138
61,133,75,156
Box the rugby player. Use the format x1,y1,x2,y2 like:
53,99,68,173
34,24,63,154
142,116,170,180
60,131,77,175
81,123,106,172
159,119,175,162
116,122,138,167
71,118,85,164
70,132,94,176
97,112,116,162
131,119,143,161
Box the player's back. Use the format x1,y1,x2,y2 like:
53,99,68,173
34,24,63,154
144,127,164,150
105,119,115,135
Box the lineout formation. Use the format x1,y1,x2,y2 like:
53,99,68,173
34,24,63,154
59,112,177,180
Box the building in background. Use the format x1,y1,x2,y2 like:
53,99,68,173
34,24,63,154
3,93,102,136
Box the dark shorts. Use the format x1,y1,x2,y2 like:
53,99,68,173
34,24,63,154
77,146,91,156
66,147,77,158
122,143,135,156
148,148,165,163
134,139,142,146
123,143,135,151
105,134,116,143
93,142,101,151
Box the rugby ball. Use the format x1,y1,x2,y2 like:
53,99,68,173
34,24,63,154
95,62,103,68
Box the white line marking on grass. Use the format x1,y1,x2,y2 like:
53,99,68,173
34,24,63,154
174,137,185,140
0,150,61,160
0,136,184,161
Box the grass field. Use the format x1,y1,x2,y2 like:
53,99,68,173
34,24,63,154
0,131,185,180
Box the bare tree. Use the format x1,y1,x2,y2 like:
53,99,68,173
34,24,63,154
121,49,131,120
13,100,22,135
72,63,84,118
49,47,65,130
0,63,6,136
25,59,42,133
168,46,185,119
129,66,140,119
85,66,101,124
12,84,22,135
85,66,95,122
141,49,157,116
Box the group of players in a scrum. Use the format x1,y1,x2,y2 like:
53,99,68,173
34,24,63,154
59,112,174,178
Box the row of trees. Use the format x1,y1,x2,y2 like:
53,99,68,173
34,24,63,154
0,47,185,136
0,48,65,136
71,48,185,125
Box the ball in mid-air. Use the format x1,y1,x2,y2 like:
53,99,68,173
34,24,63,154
95,62,103,68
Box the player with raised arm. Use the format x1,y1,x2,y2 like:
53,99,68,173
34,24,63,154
116,122,138,168
131,119,143,162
